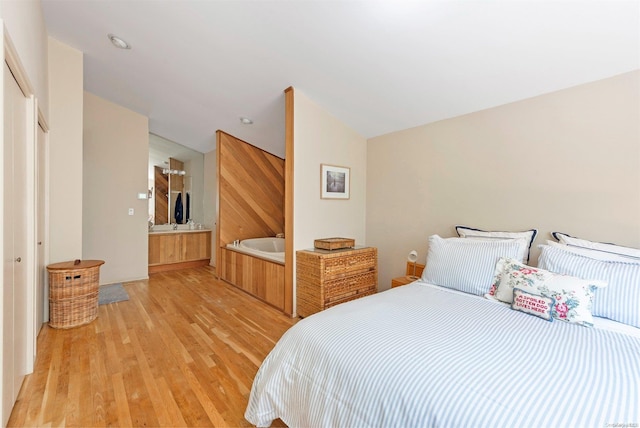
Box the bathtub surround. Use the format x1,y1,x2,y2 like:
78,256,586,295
219,249,285,310
216,130,286,309
216,130,285,261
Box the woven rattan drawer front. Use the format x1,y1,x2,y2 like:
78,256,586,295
323,271,377,303
296,247,378,317
321,251,376,279
297,247,377,280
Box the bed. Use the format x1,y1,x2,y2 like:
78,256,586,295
245,232,640,428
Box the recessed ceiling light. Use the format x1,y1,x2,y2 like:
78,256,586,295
108,34,131,50
240,117,253,125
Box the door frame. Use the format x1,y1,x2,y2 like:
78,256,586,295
36,118,50,333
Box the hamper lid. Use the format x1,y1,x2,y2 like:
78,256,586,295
47,259,105,271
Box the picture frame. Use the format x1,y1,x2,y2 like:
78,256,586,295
321,164,350,199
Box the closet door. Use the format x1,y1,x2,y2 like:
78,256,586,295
2,61,28,425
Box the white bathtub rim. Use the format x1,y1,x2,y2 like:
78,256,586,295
226,242,284,264
239,237,285,253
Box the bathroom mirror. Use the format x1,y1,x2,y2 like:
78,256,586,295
148,133,204,225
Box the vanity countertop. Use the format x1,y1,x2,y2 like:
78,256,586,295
149,228,211,235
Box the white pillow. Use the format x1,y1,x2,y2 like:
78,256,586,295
422,235,527,296
552,232,640,262
491,257,604,327
544,240,640,263
538,244,640,328
455,225,537,263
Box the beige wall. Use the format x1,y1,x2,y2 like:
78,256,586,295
83,91,149,284
0,1,49,122
367,71,640,290
48,37,83,263
293,89,368,249
203,149,217,266
293,89,368,311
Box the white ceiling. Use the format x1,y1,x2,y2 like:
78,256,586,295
41,1,640,157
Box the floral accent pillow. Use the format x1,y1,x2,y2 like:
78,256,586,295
490,258,553,303
491,257,606,327
512,288,554,322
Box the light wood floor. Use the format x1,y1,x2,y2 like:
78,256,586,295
8,266,296,427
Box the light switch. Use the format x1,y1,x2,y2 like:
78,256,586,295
128,208,134,216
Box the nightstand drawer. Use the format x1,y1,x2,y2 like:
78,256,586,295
391,276,419,288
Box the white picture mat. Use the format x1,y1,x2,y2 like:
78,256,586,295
321,164,350,199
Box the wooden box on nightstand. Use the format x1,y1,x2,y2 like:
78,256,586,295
391,261,425,288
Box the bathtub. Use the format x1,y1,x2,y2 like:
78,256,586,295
227,237,285,264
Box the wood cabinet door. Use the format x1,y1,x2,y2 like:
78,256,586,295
183,232,211,261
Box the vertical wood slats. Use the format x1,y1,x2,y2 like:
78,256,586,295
216,130,285,268
219,248,285,310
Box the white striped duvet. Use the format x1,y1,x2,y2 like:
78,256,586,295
245,282,640,428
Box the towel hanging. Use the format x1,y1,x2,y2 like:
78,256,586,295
174,193,183,224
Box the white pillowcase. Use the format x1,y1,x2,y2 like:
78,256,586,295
538,244,640,328
552,232,640,262
491,257,604,327
422,235,527,296
455,225,537,263
544,240,640,263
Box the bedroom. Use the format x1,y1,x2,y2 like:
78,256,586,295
2,0,639,426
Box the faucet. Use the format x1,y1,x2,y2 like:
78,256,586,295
172,223,178,230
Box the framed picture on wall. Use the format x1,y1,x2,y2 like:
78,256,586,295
321,164,350,199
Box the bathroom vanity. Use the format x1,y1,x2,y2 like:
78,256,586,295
148,229,211,273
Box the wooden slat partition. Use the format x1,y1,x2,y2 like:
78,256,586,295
216,131,285,267
154,166,169,224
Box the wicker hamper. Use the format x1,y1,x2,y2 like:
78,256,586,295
47,259,104,329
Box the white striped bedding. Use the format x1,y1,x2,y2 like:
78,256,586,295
245,282,640,428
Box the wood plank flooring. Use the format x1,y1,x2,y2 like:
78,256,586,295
8,267,296,427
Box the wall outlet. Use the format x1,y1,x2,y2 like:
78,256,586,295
128,208,134,216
